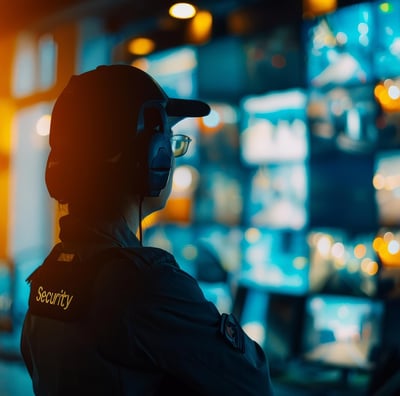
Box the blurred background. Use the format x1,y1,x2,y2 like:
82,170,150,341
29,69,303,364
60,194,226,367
1,0,400,395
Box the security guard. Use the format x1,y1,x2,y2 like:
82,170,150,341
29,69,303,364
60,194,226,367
20,65,274,395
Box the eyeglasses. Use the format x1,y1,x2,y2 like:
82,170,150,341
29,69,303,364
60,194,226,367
171,134,192,158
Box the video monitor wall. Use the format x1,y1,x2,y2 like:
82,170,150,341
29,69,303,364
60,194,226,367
233,286,305,367
134,0,400,306
240,89,308,165
240,89,309,231
374,150,400,227
243,164,307,230
135,46,199,100
193,102,244,226
373,1,400,80
143,223,242,313
308,85,380,154
197,25,305,103
308,230,380,297
305,2,375,89
300,294,385,371
307,84,379,233
239,228,309,295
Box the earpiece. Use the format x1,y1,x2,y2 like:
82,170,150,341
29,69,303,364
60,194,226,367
135,101,173,197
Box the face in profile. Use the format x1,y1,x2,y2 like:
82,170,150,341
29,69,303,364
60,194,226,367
142,156,175,217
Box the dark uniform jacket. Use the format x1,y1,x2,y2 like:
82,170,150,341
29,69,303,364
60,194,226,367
21,215,274,395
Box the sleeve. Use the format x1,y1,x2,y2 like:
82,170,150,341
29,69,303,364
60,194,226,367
129,261,274,396
20,314,34,378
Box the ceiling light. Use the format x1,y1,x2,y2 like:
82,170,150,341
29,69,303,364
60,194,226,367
169,3,196,19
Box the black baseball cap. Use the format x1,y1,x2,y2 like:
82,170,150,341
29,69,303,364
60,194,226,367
49,64,210,160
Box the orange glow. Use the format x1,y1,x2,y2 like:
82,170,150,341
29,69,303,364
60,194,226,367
374,81,400,113
303,0,337,18
160,196,193,223
142,211,160,232
373,236,384,252
128,37,155,56
0,99,14,257
142,197,193,228
354,243,367,259
186,10,212,44
361,259,379,276
374,233,400,267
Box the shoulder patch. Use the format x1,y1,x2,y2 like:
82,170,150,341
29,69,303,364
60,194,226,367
27,246,107,322
219,313,245,353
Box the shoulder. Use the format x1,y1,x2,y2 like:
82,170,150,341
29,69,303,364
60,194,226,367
97,245,189,284
98,246,205,302
106,246,179,273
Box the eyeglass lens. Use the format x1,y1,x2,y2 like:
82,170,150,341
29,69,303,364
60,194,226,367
171,134,191,158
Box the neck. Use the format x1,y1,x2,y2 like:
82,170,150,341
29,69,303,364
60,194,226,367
123,199,142,237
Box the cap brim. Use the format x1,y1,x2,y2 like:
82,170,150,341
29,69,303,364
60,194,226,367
166,98,211,127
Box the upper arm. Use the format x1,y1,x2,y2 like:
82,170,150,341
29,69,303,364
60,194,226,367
130,264,274,396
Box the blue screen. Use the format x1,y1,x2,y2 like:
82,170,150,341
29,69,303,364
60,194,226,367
240,89,308,166
373,1,400,79
301,294,384,370
243,164,308,230
374,150,400,227
305,2,375,88
308,85,379,233
308,229,379,297
239,228,309,295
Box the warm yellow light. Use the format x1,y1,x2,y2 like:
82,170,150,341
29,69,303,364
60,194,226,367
128,37,155,56
186,10,212,44
373,236,384,252
361,258,379,276
354,243,367,259
303,0,337,17
374,81,400,112
169,3,196,19
36,114,51,136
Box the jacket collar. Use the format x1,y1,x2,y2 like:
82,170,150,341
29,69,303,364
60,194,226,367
58,214,141,259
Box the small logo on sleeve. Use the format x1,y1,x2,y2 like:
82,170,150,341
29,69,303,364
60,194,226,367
219,313,245,353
